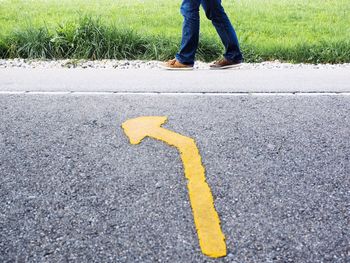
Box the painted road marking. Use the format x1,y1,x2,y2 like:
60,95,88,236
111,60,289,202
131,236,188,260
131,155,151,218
122,116,226,258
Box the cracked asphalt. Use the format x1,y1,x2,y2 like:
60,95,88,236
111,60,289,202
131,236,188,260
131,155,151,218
0,94,349,262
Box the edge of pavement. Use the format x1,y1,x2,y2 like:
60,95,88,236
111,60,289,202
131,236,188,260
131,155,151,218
0,67,349,93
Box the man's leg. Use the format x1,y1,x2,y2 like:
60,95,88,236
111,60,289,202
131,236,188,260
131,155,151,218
201,0,243,62
175,0,202,65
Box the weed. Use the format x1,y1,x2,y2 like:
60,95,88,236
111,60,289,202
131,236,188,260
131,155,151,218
7,27,54,59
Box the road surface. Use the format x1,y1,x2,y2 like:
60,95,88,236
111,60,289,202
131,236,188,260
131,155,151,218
0,68,349,262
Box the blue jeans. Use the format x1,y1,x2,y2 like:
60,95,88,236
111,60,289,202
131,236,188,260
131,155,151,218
175,0,243,65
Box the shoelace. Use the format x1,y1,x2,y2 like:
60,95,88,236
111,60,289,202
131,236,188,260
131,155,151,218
170,59,177,65
215,58,226,65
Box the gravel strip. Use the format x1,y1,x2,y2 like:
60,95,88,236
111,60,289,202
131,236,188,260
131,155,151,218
1,58,350,70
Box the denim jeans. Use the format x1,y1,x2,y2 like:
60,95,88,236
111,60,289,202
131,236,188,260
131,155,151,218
175,0,243,65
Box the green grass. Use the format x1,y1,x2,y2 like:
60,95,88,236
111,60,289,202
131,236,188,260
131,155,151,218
0,0,349,63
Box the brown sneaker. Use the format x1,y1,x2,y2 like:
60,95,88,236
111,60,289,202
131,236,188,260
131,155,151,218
210,58,242,69
161,59,193,70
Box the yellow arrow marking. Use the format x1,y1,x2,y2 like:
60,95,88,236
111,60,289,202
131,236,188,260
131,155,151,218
122,116,226,258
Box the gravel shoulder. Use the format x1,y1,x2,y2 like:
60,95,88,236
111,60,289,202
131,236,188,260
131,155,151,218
1,59,350,70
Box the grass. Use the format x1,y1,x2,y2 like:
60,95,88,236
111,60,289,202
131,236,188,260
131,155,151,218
0,0,349,63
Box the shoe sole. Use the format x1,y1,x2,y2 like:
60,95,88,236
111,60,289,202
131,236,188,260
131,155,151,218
209,63,242,70
159,64,194,70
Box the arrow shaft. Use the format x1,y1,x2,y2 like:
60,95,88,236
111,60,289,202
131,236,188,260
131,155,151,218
148,127,226,258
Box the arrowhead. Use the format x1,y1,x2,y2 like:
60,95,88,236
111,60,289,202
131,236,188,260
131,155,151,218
122,116,168,144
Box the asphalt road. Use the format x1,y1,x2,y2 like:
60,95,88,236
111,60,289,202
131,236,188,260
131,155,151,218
0,93,349,262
